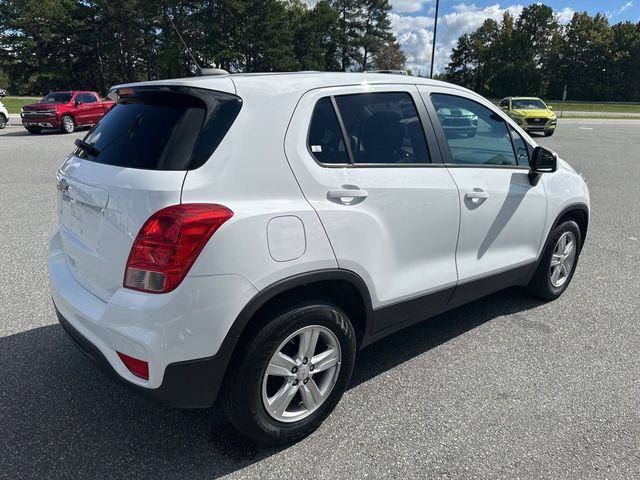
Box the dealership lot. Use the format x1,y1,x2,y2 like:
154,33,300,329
1,120,639,479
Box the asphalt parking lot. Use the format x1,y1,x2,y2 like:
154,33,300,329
1,120,639,479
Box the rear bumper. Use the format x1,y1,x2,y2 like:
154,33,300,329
56,307,224,408
48,231,258,407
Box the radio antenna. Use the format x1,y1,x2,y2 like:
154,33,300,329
165,10,202,72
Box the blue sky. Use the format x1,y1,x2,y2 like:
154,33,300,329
306,1,639,73
388,1,639,74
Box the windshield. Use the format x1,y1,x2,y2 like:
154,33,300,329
75,87,242,170
512,99,546,110
41,93,72,103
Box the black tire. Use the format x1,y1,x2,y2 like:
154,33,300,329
26,127,41,134
544,129,555,137
527,220,581,300
222,301,357,445
0,114,6,129
60,115,75,134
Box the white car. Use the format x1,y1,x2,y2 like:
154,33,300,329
49,72,589,444
0,100,8,129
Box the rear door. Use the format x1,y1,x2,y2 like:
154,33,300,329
285,85,460,330
56,83,241,302
419,87,547,298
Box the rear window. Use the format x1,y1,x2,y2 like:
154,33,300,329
75,87,242,170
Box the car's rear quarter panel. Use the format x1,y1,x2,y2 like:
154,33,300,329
181,78,338,290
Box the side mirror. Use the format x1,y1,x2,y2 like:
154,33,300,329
548,105,553,110
529,146,557,184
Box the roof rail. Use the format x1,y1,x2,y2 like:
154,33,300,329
198,68,229,76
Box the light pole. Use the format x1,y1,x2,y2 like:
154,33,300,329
429,0,440,78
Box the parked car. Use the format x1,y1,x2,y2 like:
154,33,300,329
499,96,557,136
0,100,8,129
21,91,115,134
49,73,589,445
0,88,7,97
435,105,479,137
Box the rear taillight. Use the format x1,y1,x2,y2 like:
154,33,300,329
117,351,149,380
124,204,233,293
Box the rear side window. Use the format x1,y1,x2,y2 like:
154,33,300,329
431,94,517,166
335,92,430,165
75,88,242,170
308,98,349,164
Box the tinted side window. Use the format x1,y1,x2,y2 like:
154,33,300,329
308,97,349,164
499,99,509,108
509,125,530,167
431,94,517,166
334,92,430,164
83,93,98,104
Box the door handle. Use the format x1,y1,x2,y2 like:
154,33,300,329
327,188,368,204
465,189,489,200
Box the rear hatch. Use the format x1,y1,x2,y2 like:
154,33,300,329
56,83,242,302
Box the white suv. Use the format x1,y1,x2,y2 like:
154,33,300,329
0,100,8,129
49,73,589,444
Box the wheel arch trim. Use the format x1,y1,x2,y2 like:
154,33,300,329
551,203,589,248
212,269,374,398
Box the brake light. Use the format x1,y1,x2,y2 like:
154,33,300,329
117,351,149,380
124,204,233,293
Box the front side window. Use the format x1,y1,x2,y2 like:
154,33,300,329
431,94,518,167
499,99,509,108
81,93,98,104
334,92,430,165
509,125,530,167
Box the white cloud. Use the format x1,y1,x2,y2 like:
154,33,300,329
556,7,575,24
606,1,633,18
619,1,633,14
393,3,525,75
391,0,432,14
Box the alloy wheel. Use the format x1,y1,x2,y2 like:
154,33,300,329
550,231,576,288
261,325,342,423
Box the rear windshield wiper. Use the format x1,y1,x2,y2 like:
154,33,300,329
74,138,100,157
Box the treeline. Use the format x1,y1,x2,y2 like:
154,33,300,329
0,0,405,96
444,4,640,102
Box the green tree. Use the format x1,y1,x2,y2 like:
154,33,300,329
372,39,406,70
357,0,392,70
332,0,360,70
293,1,341,70
445,33,476,89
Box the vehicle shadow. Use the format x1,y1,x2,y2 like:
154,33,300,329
0,288,543,479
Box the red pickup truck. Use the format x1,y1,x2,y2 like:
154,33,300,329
21,91,115,134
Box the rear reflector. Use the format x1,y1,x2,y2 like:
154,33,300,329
117,351,149,380
124,204,233,293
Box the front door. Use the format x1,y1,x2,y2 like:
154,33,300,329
420,88,547,300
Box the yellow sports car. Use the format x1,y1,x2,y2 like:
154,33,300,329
499,97,557,136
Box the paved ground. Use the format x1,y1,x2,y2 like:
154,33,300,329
1,120,639,479
560,111,640,118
